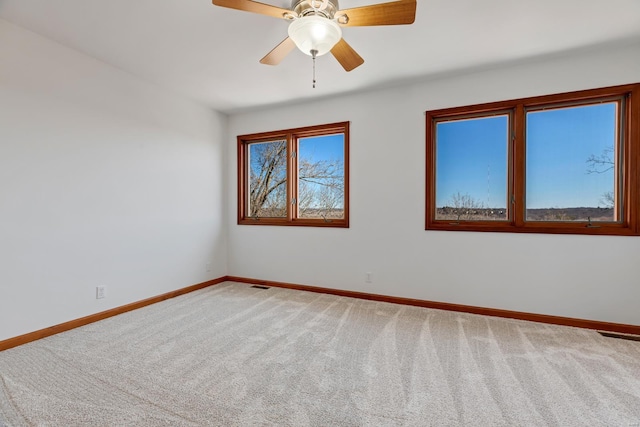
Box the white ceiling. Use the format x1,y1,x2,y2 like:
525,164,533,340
1,0,639,114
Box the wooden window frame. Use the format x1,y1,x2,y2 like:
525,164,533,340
426,83,640,235
238,121,349,228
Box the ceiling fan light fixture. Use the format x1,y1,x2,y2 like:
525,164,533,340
288,15,342,57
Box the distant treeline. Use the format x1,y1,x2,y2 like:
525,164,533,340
436,207,614,222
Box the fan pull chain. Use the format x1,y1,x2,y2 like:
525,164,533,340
311,49,318,89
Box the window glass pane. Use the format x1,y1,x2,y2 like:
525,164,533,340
526,103,617,222
435,115,509,221
248,140,287,218
298,134,345,220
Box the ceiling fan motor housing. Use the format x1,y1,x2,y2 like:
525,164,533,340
292,0,339,19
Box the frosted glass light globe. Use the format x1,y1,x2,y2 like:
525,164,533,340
288,15,342,57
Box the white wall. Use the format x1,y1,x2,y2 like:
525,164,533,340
0,19,227,342
2,18,637,343
227,41,640,326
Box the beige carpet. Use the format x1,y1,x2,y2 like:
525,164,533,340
0,282,639,426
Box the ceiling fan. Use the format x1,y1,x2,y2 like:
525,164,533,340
211,0,417,73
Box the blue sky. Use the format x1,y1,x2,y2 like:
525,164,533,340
436,115,509,208
435,103,617,209
526,103,616,208
299,134,344,162
298,134,345,210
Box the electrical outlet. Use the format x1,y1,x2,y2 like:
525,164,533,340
365,272,373,283
206,262,211,272
96,286,106,299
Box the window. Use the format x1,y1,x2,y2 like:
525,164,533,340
238,122,349,227
426,84,640,235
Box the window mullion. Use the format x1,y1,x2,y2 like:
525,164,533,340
626,88,640,233
513,104,526,227
614,98,623,223
288,134,297,222
239,140,249,223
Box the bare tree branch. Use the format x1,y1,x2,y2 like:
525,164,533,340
437,192,486,221
586,147,614,174
248,142,344,219
601,191,614,208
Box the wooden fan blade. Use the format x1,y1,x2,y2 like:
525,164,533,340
336,0,416,27
260,37,296,66
330,39,364,72
212,0,292,20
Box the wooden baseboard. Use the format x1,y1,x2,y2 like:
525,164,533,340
227,276,640,336
4,275,637,352
0,277,228,352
